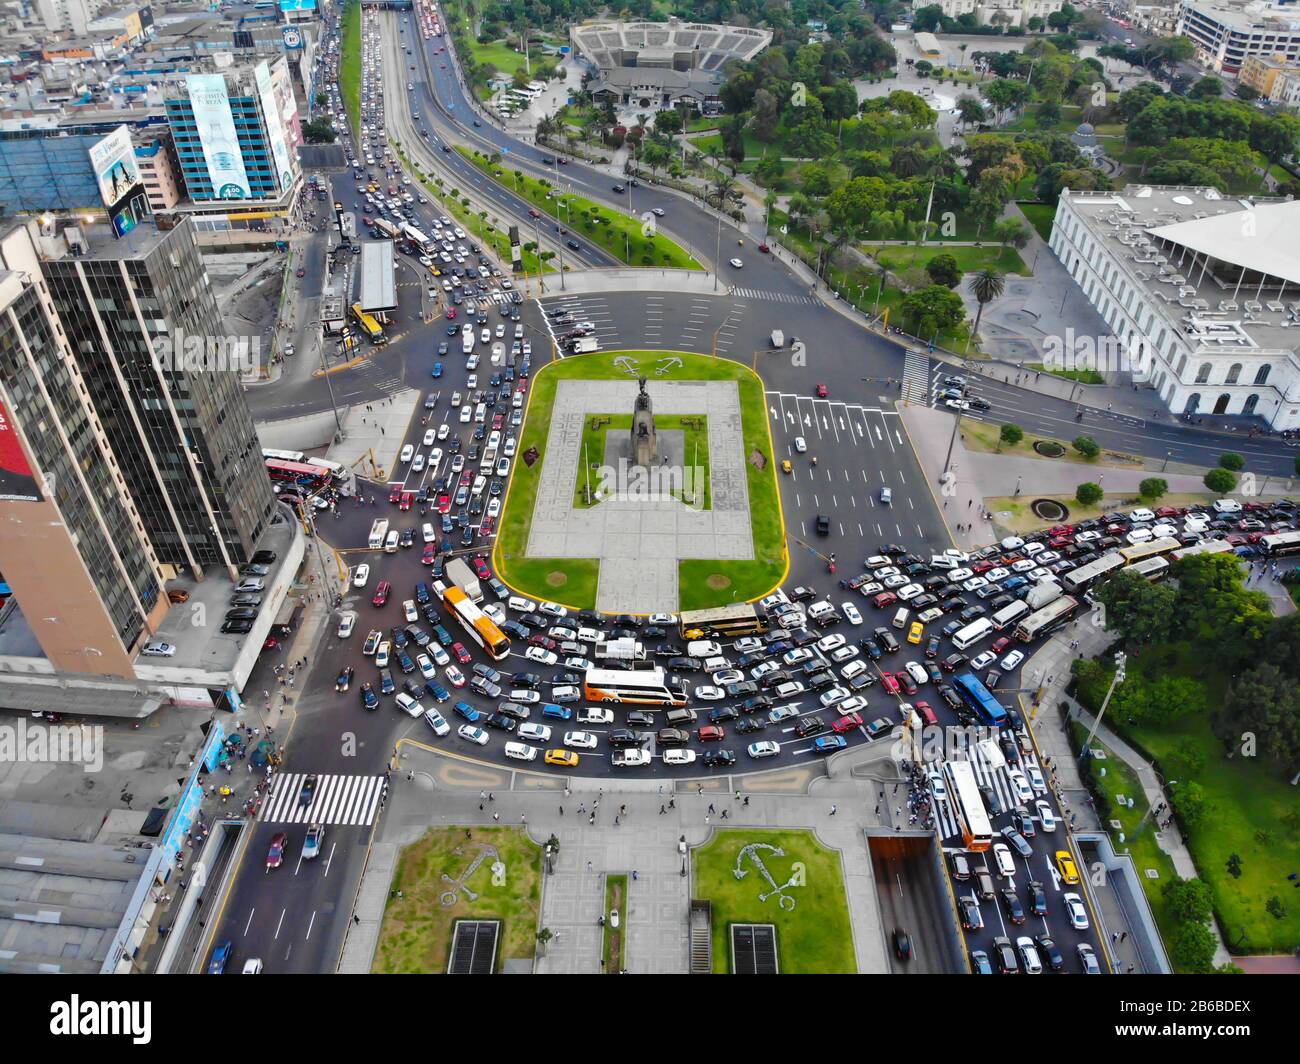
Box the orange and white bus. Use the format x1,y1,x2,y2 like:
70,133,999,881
583,667,687,707
943,760,992,851
433,581,509,660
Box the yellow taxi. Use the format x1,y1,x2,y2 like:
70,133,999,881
544,749,579,768
781,459,793,474
907,621,924,644
1055,849,1080,884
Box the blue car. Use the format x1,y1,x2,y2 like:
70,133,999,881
360,684,379,711
812,735,848,755
415,582,431,604
425,680,450,703
1002,576,1027,591
431,361,443,378
442,514,454,533
379,669,395,695
453,700,484,723
207,940,233,975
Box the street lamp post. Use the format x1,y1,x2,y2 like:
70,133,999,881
1078,652,1127,762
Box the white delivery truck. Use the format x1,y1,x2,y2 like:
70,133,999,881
368,519,389,549
770,329,784,349
569,337,600,354
1025,577,1063,611
595,637,646,662
445,557,483,602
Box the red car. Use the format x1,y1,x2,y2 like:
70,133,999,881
452,642,471,664
389,485,403,504
880,673,901,696
399,492,414,511
295,267,306,278
815,383,828,398
446,307,457,319
372,581,391,607
873,591,898,609
971,559,996,574
832,711,863,733
362,216,372,226
436,493,450,513
898,672,919,696
758,242,770,253
421,544,437,564
697,725,725,742
471,556,491,580
913,700,938,725
528,634,557,649
1049,535,1072,549
1046,524,1073,537
1154,506,1182,518
480,517,496,537
266,831,288,869
990,637,1012,655
527,208,541,218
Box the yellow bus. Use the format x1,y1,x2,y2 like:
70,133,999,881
350,303,386,344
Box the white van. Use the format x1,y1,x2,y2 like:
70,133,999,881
991,600,1030,632
474,402,486,423
687,640,722,658
953,617,994,651
384,530,400,553
976,737,1006,771
504,741,537,762
1212,498,1242,514
892,607,910,629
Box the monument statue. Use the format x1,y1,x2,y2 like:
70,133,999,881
631,376,657,468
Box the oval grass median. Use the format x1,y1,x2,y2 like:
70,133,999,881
492,350,786,612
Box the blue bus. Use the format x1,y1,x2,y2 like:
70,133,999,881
952,672,1009,728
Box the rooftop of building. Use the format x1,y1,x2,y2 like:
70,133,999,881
34,215,173,262
1061,184,1300,357
1178,0,1300,30
571,18,771,71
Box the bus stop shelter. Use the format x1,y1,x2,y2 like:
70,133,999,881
360,240,397,318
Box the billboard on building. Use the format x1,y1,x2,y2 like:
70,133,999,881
269,56,304,151
88,125,139,208
185,73,250,200
279,0,318,10
282,25,304,50
0,399,42,503
255,61,295,193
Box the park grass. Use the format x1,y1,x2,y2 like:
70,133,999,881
1017,201,1057,243
603,874,627,972
986,491,1221,535
1025,361,1105,385
340,0,361,137
373,826,542,973
692,828,856,974
493,351,786,611
958,418,1148,471
865,242,1029,277
573,413,712,510
458,147,703,270
1089,643,1300,955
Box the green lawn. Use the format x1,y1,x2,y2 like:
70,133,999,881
493,351,785,611
373,827,542,973
1025,361,1105,385
459,148,702,270
692,829,856,974
603,874,627,972
340,0,361,137
865,242,1029,276
574,413,711,510
1081,643,1300,956
1016,202,1056,242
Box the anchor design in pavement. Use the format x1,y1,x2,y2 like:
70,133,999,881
439,844,501,908
653,356,683,376
612,355,641,377
733,842,799,911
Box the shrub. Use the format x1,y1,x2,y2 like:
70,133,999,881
1072,435,1101,459
1138,477,1167,501
1203,467,1237,493
1218,451,1245,471
1076,481,1104,506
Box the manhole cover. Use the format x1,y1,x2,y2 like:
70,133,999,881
1031,498,1069,521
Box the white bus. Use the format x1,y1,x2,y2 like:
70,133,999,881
952,617,994,651
943,760,992,852
1129,556,1170,581
1014,595,1080,642
583,666,687,706
1170,538,1232,563
262,448,305,463
1062,551,1125,595
1260,530,1300,557
990,600,1030,632
304,456,346,480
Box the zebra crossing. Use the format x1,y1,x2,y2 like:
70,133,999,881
257,772,385,827
933,740,1045,841
730,285,820,306
901,348,930,406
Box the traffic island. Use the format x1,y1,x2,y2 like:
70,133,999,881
372,826,542,973
602,874,627,973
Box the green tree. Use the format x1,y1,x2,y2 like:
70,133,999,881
1174,779,1208,828
1169,919,1218,973
1163,877,1214,925
926,253,963,288
899,285,966,334
998,423,1024,450
1138,477,1168,501
1072,435,1100,459
303,118,337,144
1265,895,1287,920
1075,481,1104,506
1204,467,1237,493
1215,663,1300,775
1189,76,1224,99
653,108,683,136
1093,568,1176,644
1218,451,1245,471
1225,853,1243,878
966,268,1005,346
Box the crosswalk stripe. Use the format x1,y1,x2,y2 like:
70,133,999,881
258,772,385,826
902,349,929,405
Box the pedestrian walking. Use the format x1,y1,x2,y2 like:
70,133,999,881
587,860,593,872
520,814,527,826
479,803,484,811
632,870,639,881
619,804,626,816
407,771,414,781
708,803,715,815
488,792,495,802
1120,931,1128,943
493,812,501,822
721,809,728,819
659,804,667,815
559,806,564,816
578,803,586,814
614,815,620,826
743,796,750,808
830,804,837,816
668,797,675,810
704,815,710,826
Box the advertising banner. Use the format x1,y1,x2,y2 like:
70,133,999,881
185,74,250,199
255,61,294,193
270,56,304,151
88,125,140,208
0,399,42,503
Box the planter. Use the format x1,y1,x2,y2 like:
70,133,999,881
1031,498,1069,521
1033,440,1066,458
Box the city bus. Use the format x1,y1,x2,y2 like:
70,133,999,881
583,666,688,707
1260,530,1300,557
401,223,434,254
1118,536,1181,565
433,580,510,661
1128,556,1170,582
1013,595,1080,642
373,218,400,239
350,303,386,344
678,603,768,640
262,448,306,463
265,458,332,488
304,457,346,481
943,760,992,851
1062,551,1125,595
1170,538,1232,563
951,672,1009,728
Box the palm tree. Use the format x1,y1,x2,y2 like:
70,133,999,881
711,168,737,209
967,268,1005,353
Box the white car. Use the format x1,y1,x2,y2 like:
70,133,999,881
842,603,863,625
1000,650,1026,672
734,636,764,653
1021,541,1045,556
563,731,598,749
525,646,558,666
431,644,450,666
1129,507,1155,523
962,576,988,592
1007,768,1034,804
904,661,928,686
751,660,781,680
712,669,745,686
1016,936,1043,975
395,692,424,718
375,641,391,668
897,583,925,600
768,705,799,724
694,685,725,701
783,647,813,666
1000,536,1025,550
816,633,846,653
729,257,743,268
518,722,552,742
403,599,419,622
819,686,849,707
424,707,451,736
748,741,781,758
970,650,997,670
793,436,807,453
1035,799,1057,832
437,424,450,440
337,612,357,638
1126,527,1153,545
353,563,371,588
829,645,859,663
1063,892,1089,930
504,742,538,762
1151,522,1178,539
928,770,948,802
984,567,1010,582
881,573,909,588
578,707,613,724
662,749,697,766
539,600,568,618
141,642,176,657
947,567,973,583
1011,559,1038,573
1026,764,1047,793
458,724,489,745
510,689,541,704
417,653,436,680
422,523,437,543
400,443,415,463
